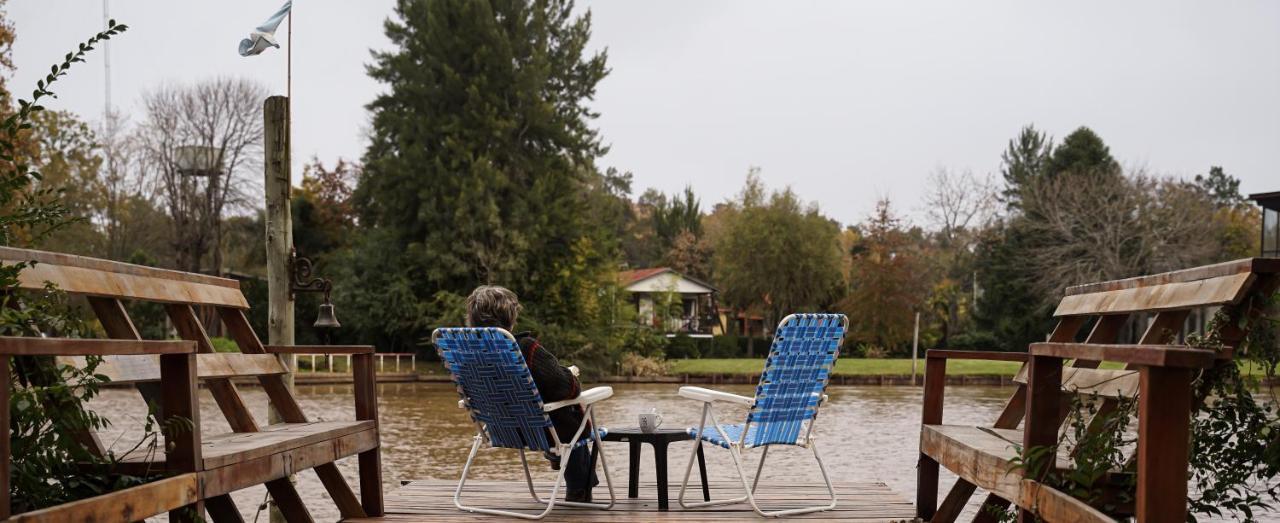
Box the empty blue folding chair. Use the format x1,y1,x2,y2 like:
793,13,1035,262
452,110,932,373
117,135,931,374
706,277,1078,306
677,313,848,517
433,327,615,519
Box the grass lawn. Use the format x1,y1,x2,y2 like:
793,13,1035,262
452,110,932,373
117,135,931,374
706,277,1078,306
669,358,1025,376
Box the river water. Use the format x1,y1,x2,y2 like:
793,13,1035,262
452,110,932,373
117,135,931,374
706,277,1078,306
84,382,1053,521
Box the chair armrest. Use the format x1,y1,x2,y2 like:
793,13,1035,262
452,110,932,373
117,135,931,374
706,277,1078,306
264,345,374,355
0,336,195,356
678,386,754,406
1030,343,1215,368
926,349,1027,362
543,386,614,412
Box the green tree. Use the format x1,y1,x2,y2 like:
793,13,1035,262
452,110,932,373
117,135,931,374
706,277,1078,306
999,125,1051,208
1195,166,1244,207
349,0,616,350
1044,126,1118,179
711,171,843,355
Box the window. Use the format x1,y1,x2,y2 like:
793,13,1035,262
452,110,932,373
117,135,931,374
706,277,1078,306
1265,207,1279,258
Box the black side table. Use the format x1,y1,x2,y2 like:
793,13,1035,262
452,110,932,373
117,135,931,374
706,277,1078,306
601,427,710,510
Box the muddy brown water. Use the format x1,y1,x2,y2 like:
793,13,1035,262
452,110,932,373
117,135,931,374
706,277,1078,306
82,382,1177,521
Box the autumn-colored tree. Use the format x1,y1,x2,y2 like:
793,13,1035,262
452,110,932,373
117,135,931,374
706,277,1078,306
28,110,105,256
840,199,929,355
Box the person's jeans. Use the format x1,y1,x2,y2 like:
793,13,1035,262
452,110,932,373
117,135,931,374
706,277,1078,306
563,442,599,492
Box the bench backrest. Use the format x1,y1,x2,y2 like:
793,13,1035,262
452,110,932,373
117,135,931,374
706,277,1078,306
1023,258,1280,402
747,313,847,447
432,327,556,452
0,246,315,454
0,246,249,308
0,246,269,385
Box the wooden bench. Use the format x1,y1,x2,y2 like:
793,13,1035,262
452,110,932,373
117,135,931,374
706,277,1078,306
0,246,383,523
916,258,1280,522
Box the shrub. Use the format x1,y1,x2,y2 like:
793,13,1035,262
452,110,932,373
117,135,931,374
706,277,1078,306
619,352,670,377
665,333,698,359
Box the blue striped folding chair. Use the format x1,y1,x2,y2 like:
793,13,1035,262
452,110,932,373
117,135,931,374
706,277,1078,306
677,313,848,517
433,327,615,519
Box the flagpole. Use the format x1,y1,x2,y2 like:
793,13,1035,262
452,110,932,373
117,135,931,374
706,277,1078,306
287,8,292,113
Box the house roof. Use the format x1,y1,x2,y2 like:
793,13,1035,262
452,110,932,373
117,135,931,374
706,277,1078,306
619,267,671,286
618,267,719,293
1250,191,1280,209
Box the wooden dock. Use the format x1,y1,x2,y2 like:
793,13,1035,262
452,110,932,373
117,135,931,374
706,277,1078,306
347,480,917,522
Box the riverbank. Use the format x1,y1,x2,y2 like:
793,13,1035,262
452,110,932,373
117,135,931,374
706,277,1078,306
279,358,1025,387
173,357,1279,388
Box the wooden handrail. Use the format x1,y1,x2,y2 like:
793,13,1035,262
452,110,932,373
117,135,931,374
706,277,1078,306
264,345,374,355
1030,343,1216,368
0,337,196,356
926,350,1028,362
6,473,200,523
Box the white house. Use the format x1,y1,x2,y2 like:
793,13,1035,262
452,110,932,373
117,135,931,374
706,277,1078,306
618,267,718,336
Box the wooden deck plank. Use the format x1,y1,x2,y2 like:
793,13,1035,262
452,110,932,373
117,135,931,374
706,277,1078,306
345,480,916,522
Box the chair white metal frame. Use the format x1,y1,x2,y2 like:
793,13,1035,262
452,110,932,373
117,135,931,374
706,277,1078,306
434,327,616,520
676,313,848,518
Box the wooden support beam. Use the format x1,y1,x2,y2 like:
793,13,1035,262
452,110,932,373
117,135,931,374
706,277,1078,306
0,337,194,356
205,495,246,523
167,304,260,433
6,473,201,523
923,350,1027,362
264,479,314,523
220,305,367,518
1030,343,1214,368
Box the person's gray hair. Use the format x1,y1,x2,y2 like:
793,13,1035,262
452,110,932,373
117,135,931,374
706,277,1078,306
465,285,522,331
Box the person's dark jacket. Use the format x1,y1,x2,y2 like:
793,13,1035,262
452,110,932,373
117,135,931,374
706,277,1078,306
515,332,584,443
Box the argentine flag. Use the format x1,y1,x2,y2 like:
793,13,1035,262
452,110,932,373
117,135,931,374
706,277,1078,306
239,1,292,57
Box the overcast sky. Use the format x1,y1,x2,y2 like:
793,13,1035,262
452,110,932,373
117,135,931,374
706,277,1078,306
10,1,1280,226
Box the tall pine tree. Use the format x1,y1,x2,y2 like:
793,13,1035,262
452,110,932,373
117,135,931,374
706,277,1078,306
348,0,614,348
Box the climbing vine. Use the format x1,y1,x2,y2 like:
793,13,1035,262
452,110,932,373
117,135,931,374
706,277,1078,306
1003,286,1280,522
0,20,188,514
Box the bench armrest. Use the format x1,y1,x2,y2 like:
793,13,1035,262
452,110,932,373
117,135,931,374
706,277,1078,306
1030,343,1215,368
926,349,1027,362
678,386,754,406
543,386,613,412
0,336,195,356
264,345,374,355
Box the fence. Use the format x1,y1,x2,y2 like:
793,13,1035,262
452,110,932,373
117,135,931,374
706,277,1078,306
295,352,418,374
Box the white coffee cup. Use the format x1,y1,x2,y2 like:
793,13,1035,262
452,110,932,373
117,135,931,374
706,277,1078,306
639,409,663,433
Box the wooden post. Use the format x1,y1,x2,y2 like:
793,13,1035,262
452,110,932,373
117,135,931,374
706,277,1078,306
264,94,295,523
353,353,384,515
1136,366,1193,522
916,354,946,520
264,95,295,420
160,352,203,522
911,311,920,386
1020,354,1063,522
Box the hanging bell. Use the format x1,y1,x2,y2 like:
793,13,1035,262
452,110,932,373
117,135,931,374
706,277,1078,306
314,301,341,329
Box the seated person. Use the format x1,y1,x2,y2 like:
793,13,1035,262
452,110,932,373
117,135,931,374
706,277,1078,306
465,285,598,502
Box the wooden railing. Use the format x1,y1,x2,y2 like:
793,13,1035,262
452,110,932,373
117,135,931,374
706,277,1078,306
0,338,202,522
